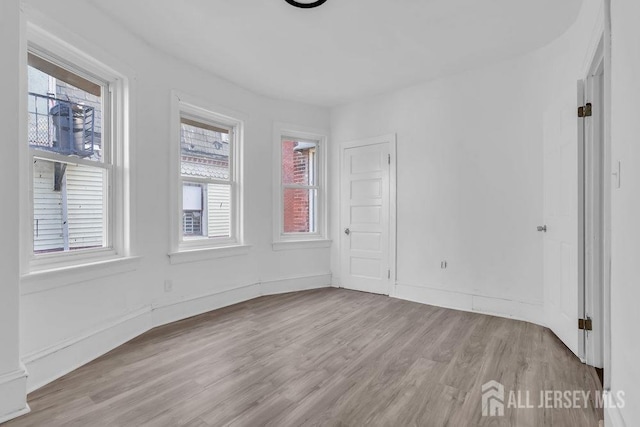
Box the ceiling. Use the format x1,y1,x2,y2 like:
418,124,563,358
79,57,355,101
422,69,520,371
87,0,584,107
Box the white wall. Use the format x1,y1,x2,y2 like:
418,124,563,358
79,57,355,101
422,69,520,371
0,0,29,422
7,1,639,425
330,2,601,326
609,0,640,425
18,0,331,393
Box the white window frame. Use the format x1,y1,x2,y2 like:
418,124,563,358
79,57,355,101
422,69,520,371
272,123,330,251
169,91,247,264
20,22,134,276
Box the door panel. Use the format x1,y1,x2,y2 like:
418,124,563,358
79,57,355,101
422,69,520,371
583,71,605,368
341,142,391,295
542,81,583,358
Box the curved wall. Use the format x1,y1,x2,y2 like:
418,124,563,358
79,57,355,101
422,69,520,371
329,2,602,327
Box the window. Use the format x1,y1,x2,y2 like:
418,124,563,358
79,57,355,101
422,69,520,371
22,25,131,275
27,50,113,261
282,138,319,233
180,117,233,241
273,125,328,249
171,95,243,259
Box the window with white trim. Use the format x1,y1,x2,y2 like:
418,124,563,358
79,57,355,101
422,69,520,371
176,106,240,249
26,46,128,267
274,126,328,246
281,137,319,233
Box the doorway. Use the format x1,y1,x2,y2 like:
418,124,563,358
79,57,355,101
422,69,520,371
579,36,608,372
339,135,396,295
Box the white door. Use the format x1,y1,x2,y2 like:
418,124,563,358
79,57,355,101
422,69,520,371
542,83,584,358
340,140,393,295
583,67,606,368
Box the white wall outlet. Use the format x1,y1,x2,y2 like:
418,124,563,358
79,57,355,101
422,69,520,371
164,280,173,292
441,261,448,269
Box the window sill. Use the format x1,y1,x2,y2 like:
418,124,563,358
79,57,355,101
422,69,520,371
168,244,251,265
21,255,141,295
272,239,332,251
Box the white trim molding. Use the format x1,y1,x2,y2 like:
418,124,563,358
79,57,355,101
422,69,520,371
169,90,246,257
337,133,397,296
21,20,136,279
20,256,140,295
22,273,332,394
151,283,261,327
168,245,251,265
23,306,151,393
0,364,30,424
394,282,545,326
261,273,332,295
272,122,329,247
272,239,332,251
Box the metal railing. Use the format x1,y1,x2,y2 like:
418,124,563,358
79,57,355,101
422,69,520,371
28,92,96,158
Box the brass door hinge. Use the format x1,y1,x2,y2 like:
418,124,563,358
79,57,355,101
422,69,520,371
578,103,592,118
578,317,593,331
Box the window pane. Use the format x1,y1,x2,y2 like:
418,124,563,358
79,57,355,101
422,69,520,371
28,58,103,163
282,139,318,185
183,183,204,237
182,182,231,239
33,158,106,253
283,188,317,233
181,119,230,180
207,183,231,238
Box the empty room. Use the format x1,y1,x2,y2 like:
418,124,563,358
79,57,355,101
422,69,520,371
0,0,638,426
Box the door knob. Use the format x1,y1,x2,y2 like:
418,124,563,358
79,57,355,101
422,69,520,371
344,228,350,235
537,225,547,232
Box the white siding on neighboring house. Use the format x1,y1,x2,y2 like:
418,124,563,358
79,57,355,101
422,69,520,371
66,164,104,249
32,160,104,253
33,159,63,252
207,183,230,238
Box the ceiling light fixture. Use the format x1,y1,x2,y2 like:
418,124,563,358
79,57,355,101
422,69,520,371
285,0,327,9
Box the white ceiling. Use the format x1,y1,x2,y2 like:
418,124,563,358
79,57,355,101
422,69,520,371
88,0,583,107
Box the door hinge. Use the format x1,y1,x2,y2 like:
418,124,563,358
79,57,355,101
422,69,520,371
578,103,592,118
578,317,593,331
388,269,391,279
388,154,391,165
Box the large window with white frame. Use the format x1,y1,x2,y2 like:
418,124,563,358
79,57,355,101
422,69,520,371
274,126,328,247
25,45,127,268
175,104,241,250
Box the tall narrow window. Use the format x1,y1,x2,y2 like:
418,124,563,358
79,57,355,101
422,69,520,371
27,52,110,255
281,138,319,234
273,125,328,249
179,115,236,244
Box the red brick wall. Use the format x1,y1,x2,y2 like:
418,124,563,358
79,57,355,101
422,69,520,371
282,140,311,232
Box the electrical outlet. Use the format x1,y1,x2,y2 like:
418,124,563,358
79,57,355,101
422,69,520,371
441,261,448,269
164,280,173,293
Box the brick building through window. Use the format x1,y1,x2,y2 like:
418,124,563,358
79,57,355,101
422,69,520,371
282,139,317,233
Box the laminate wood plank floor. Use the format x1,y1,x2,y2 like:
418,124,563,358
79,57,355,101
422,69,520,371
4,288,603,427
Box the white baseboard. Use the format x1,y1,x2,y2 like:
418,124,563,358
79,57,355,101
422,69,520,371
22,273,332,395
151,283,261,328
604,391,627,427
23,306,152,393
261,273,332,295
331,276,341,288
0,364,30,424
394,283,545,326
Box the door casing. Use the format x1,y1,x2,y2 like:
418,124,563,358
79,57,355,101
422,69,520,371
338,134,397,295
579,34,609,372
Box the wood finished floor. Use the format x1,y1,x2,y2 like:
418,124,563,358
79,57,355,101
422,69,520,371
4,288,603,427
